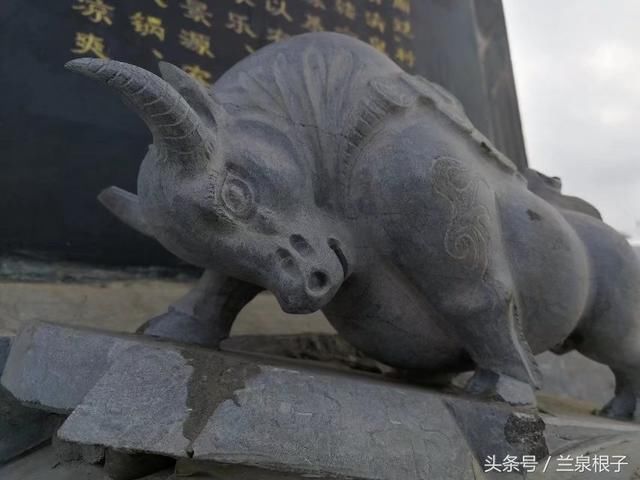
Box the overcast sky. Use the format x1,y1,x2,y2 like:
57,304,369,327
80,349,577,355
503,1,640,237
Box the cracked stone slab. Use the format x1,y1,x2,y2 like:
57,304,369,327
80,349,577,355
57,343,478,479
6,321,478,479
1,322,150,413
6,322,640,479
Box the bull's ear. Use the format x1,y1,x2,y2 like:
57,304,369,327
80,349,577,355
98,186,154,237
158,62,223,130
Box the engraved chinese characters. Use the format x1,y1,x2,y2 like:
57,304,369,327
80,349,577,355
69,0,417,85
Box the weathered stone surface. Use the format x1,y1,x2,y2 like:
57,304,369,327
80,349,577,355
59,341,640,479
0,445,111,480
0,334,64,465
1,322,142,413
59,349,479,479
31,322,475,479
52,435,105,465
64,31,640,414
5,323,640,479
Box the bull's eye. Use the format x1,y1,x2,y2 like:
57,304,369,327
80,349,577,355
221,174,255,219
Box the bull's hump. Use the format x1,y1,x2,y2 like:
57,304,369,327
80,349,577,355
214,32,400,96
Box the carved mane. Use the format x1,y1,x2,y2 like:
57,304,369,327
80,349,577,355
220,42,519,214
222,46,365,212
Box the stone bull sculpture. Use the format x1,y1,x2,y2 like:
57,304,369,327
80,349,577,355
66,32,640,419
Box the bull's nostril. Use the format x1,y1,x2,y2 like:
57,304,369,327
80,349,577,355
290,234,314,256
276,248,298,275
308,270,329,292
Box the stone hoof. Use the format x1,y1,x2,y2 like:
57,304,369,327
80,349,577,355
136,309,217,347
598,395,639,422
465,369,537,407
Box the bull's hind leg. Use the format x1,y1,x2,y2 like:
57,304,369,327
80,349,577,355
573,317,640,421
138,269,263,348
97,186,263,348
599,369,640,421
566,221,640,421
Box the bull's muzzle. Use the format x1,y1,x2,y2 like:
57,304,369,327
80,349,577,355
272,235,349,314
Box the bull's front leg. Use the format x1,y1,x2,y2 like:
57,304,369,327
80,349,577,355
426,158,541,406
97,186,262,348
138,270,262,347
437,281,540,406
462,294,541,406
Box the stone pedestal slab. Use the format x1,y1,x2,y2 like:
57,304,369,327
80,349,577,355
3,322,640,479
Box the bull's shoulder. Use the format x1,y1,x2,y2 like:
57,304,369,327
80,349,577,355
347,73,520,176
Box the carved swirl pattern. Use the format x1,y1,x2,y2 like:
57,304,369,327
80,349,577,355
431,157,491,275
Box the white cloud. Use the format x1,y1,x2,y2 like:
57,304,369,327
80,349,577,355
503,0,640,236
586,42,636,78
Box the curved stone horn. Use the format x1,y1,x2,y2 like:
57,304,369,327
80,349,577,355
65,58,214,161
